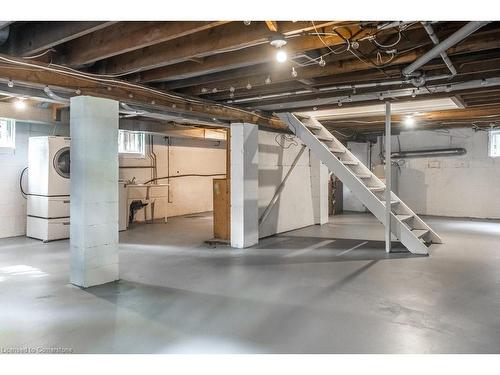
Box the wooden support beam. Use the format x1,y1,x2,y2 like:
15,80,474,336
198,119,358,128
0,53,286,131
2,21,116,56
265,21,279,32
114,21,355,78
60,21,229,67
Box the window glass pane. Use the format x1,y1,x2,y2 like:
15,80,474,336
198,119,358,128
0,118,15,148
118,130,145,155
489,130,500,157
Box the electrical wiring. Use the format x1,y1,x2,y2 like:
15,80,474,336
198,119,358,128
0,54,274,124
372,31,402,48
274,133,298,149
19,167,28,199
22,48,57,60
142,174,226,185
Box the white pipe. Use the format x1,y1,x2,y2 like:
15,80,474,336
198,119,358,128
421,22,457,76
403,21,490,76
384,101,391,254
228,75,452,105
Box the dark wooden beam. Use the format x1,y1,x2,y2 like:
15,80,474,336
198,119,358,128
131,23,368,82
180,28,500,97
98,21,343,75
59,21,229,67
0,53,286,130
2,21,116,56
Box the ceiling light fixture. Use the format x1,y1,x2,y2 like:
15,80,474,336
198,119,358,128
201,88,208,94
7,79,14,88
404,116,416,128
246,82,252,90
243,21,251,26
269,33,287,49
229,86,235,93
318,57,326,67
276,49,287,63
14,98,27,110
291,67,298,78
265,76,272,85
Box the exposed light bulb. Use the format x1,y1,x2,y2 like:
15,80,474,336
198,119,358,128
75,88,82,95
291,67,298,78
313,106,318,111
7,80,14,88
276,49,287,63
201,88,208,94
229,92,235,99
404,116,415,128
338,100,343,107
411,89,416,98
14,98,26,110
351,41,360,50
318,57,326,67
229,86,235,93
246,82,252,90
212,88,218,93
243,21,251,26
379,93,384,101
265,76,272,85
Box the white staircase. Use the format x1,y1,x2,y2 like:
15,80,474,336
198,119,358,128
276,112,442,255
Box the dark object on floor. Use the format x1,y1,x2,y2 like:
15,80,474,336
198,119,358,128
129,200,148,224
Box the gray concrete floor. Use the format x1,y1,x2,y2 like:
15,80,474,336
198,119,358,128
0,212,499,353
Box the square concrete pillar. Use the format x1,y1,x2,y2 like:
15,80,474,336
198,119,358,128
230,122,259,248
310,152,329,225
69,96,119,288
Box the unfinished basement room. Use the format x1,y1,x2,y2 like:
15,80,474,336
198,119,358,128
1,3,500,367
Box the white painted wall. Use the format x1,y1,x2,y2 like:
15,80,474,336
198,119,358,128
119,135,226,221
373,127,500,219
258,130,319,238
343,141,369,212
0,122,69,239
0,121,225,239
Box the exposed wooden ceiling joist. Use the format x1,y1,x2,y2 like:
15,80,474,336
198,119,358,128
2,21,116,56
59,21,229,67
128,22,364,81
183,29,500,99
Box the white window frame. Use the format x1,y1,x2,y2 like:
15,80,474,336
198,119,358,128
0,118,15,149
488,129,500,158
118,130,145,157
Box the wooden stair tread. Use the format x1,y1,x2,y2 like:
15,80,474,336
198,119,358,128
396,214,413,222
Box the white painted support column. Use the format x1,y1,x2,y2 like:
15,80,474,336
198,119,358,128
70,96,119,287
310,152,329,225
385,101,392,253
230,122,259,248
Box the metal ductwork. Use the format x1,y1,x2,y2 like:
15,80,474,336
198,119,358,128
391,148,467,159
403,21,490,77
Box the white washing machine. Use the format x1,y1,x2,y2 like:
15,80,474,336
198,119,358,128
27,136,71,242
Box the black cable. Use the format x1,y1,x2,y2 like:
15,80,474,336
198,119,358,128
20,167,28,199
142,174,226,185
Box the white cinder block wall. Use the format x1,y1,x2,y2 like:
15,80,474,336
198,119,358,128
258,130,319,238
372,127,500,219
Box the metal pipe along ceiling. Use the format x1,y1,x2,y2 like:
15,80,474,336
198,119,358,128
421,22,457,76
402,21,490,76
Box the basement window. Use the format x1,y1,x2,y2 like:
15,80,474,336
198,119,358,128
0,118,15,149
118,130,145,156
489,130,500,158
